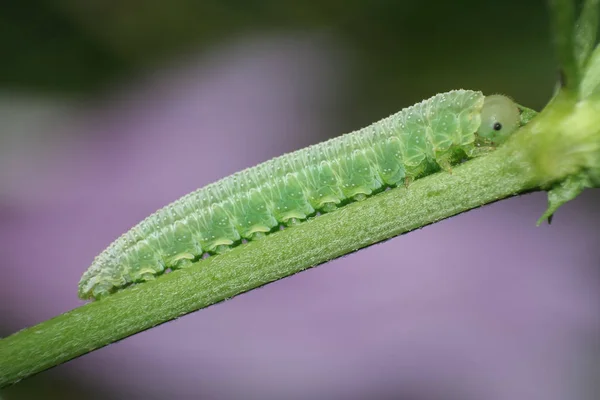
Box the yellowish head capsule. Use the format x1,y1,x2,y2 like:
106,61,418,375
477,95,520,144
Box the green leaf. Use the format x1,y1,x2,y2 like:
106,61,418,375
549,0,579,89
574,0,600,70
580,43,600,98
516,103,539,126
537,172,593,225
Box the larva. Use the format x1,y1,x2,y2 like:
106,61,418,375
79,90,525,300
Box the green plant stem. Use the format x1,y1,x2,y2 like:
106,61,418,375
0,140,536,387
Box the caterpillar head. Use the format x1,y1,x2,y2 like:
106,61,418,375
476,95,520,145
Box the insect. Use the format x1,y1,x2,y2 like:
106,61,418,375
79,90,527,300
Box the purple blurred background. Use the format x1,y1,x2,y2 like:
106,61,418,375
1,2,600,399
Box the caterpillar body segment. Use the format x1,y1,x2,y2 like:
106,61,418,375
79,89,523,300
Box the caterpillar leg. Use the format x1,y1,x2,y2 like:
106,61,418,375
320,202,338,213
434,151,454,174
403,163,426,188
465,143,495,158
214,244,232,254
169,253,195,269
353,193,368,201
284,217,303,227
249,231,268,240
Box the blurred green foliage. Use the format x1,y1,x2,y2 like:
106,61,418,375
1,2,127,92
2,0,553,113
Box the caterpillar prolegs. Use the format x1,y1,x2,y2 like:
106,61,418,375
79,90,528,300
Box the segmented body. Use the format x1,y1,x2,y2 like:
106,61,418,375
79,89,489,299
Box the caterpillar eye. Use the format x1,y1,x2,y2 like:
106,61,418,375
477,95,520,144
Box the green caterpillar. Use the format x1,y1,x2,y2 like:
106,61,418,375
79,90,528,300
